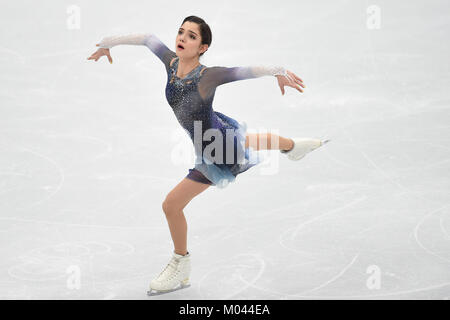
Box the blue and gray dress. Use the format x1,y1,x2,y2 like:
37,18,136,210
98,33,286,188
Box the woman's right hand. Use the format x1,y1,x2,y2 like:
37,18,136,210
87,44,113,63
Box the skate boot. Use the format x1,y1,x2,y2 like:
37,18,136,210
280,138,330,161
147,251,191,296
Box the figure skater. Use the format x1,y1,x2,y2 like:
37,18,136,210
87,15,329,295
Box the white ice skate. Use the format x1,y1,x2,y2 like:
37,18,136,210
280,138,330,161
147,251,191,296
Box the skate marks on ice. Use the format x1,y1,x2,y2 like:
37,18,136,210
8,240,136,282
279,195,368,242
413,203,450,264
196,253,266,300
0,209,166,232
0,145,66,212
0,132,110,213
270,204,450,298
3,240,172,298
221,183,450,299
234,254,360,299
0,133,175,216
229,215,450,299
3,239,176,299
235,266,450,299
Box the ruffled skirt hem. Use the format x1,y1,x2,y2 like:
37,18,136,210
191,114,266,189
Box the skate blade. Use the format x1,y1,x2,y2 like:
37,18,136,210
147,283,191,296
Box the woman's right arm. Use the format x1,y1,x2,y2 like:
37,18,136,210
93,33,176,71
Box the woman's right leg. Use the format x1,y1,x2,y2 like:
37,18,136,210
245,133,294,151
162,177,210,256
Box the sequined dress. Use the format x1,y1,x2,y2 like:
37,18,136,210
98,33,287,188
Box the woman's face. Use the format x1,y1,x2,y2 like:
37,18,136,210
176,21,208,59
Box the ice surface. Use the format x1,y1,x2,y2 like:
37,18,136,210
0,0,449,299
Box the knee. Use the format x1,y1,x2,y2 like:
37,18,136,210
162,196,183,215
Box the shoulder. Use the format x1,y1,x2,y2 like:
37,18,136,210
199,66,223,76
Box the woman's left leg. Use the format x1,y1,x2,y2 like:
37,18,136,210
245,133,294,151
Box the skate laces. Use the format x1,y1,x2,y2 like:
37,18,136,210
156,257,179,281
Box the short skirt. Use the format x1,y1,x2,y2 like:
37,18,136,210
185,111,265,188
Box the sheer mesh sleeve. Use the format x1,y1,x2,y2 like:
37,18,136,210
98,33,177,71
198,65,288,100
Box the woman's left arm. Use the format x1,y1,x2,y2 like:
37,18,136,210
202,65,305,96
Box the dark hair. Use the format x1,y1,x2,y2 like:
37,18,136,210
181,15,212,57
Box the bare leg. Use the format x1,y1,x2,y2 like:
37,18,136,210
245,133,294,151
162,177,210,256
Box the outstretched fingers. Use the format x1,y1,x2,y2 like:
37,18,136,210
288,71,305,87
287,71,305,93
292,82,303,93
291,72,304,83
276,70,307,95
86,47,112,63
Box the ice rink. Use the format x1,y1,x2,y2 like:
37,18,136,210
0,0,449,299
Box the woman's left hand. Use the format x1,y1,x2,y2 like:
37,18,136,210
276,70,305,95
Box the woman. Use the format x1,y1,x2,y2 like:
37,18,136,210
88,16,329,295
